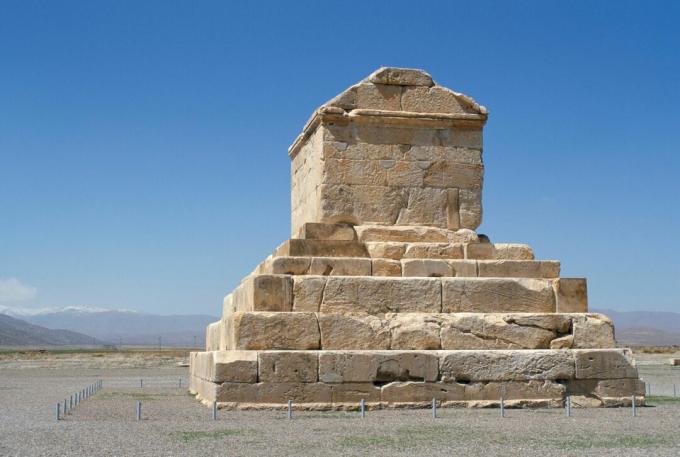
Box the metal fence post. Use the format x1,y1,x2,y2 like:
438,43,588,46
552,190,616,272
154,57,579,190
500,397,505,417
287,400,292,420
360,399,365,418
212,401,217,420
631,395,637,417
432,398,437,419
136,401,142,420
566,396,571,417
56,403,61,421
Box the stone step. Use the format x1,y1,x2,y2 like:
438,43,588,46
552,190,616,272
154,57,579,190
223,276,586,315
274,239,369,258
258,256,559,278
271,238,535,261
189,348,642,408
208,312,614,352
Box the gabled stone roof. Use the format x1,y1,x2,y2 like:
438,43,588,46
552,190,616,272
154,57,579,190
289,67,487,157
324,67,487,116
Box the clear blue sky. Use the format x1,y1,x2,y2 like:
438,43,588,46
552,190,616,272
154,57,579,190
1,1,678,315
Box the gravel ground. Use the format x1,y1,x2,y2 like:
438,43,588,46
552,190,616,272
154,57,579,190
1,358,680,456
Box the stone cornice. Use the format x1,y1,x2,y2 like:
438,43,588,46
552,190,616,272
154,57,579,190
288,107,488,158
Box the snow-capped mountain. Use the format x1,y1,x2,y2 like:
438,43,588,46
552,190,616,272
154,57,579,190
0,305,217,347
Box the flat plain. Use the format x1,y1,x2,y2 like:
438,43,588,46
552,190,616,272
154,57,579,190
1,349,679,457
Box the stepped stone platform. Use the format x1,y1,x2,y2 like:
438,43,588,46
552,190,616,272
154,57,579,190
190,67,643,409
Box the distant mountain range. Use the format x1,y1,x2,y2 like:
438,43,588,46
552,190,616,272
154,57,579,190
594,309,680,346
0,306,217,347
1,305,678,348
0,313,106,347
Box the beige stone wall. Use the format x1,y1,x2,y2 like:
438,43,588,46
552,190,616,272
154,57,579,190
289,68,487,236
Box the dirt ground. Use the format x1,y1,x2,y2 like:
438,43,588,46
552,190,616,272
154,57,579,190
1,349,679,456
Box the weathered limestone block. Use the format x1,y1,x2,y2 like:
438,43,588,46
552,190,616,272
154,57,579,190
458,189,482,229
323,142,409,161
407,146,482,167
331,383,382,404
439,314,558,350
319,351,439,383
595,379,645,397
493,243,534,260
206,321,221,351
403,243,464,259
554,278,588,313
449,260,479,277
388,313,441,350
318,314,391,350
266,257,310,275
354,83,402,111
440,323,506,350
309,258,372,276
232,312,320,350
215,382,332,405
394,187,451,227
298,222,356,241
550,335,574,349
502,314,571,333
402,259,477,277
191,375,218,402
219,316,234,351
355,225,477,243
574,349,638,379
292,276,325,312
275,239,369,258
372,259,402,276
322,158,389,186
198,351,258,383
222,293,235,316
402,259,452,277
477,260,560,278
190,351,213,381
422,162,483,191
365,241,407,260
572,314,615,349
442,278,556,313
265,256,372,276
480,315,556,349
439,350,575,382
402,85,483,115
233,275,292,312
367,67,434,87
464,242,495,260
258,351,319,383
568,396,603,408
382,382,464,403
464,380,565,400
317,184,409,228
319,276,441,314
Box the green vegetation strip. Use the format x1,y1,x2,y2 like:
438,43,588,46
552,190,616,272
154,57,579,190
95,392,183,401
645,395,680,405
171,429,257,443
337,425,674,451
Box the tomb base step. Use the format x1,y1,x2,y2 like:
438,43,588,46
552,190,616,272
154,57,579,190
206,312,614,351
189,348,642,409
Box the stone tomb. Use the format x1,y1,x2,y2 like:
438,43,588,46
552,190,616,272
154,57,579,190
190,67,643,409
